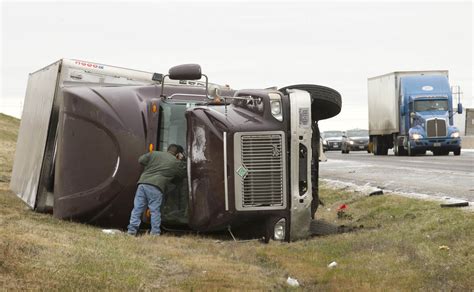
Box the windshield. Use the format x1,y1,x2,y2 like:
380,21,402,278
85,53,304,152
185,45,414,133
323,131,344,138
414,100,448,112
347,130,368,137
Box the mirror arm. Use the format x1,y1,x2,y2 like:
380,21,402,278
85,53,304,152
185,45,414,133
160,74,169,98
202,74,209,98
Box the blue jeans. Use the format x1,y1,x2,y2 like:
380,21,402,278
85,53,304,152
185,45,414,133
127,184,163,235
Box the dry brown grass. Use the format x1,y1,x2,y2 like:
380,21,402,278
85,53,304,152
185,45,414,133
1,113,473,290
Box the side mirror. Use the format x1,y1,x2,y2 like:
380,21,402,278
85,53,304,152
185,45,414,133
169,64,202,80
160,64,208,98
457,103,463,114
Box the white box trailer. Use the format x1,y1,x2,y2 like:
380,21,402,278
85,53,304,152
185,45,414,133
10,59,162,211
367,70,449,136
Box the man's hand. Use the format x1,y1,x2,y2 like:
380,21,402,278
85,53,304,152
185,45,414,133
176,153,185,160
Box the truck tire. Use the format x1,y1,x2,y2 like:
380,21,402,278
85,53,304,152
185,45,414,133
454,148,461,156
395,146,407,156
407,142,414,156
279,84,342,121
373,137,379,155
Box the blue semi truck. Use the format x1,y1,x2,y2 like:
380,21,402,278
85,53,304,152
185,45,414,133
368,71,462,156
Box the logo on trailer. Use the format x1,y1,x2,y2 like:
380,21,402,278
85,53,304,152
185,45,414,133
75,61,104,69
422,85,434,91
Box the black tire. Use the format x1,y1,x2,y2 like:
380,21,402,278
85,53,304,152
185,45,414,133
279,84,342,121
454,148,461,156
408,142,414,156
373,137,379,155
399,146,408,156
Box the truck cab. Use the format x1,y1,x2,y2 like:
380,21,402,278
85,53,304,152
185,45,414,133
11,61,342,242
400,75,461,155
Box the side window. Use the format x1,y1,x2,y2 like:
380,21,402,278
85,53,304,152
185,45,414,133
158,103,195,153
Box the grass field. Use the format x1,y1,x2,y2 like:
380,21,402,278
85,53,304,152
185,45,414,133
1,113,473,290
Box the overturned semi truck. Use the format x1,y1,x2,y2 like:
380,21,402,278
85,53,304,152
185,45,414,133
10,59,342,242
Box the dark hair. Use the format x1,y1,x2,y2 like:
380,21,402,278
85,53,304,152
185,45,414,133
167,144,184,155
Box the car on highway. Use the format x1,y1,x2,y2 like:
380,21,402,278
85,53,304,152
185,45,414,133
341,129,369,153
322,130,344,151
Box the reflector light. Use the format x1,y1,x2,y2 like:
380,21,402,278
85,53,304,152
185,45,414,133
152,104,157,113
149,144,154,152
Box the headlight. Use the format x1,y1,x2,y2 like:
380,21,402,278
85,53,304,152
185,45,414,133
412,133,422,140
451,132,460,138
274,218,286,241
323,139,328,145
271,100,281,115
268,93,283,121
349,140,354,145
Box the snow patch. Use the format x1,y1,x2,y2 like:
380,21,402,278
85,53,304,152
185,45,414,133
321,178,474,212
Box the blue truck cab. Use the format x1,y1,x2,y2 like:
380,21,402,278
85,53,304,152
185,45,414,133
400,75,462,155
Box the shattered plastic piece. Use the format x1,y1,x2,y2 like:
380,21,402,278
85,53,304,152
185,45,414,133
328,261,338,268
369,190,384,196
438,245,450,251
286,277,299,287
337,204,347,211
102,229,122,235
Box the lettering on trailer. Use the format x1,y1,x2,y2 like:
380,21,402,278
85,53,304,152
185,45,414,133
74,61,104,69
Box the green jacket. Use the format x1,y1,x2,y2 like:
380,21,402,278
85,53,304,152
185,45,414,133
137,151,187,192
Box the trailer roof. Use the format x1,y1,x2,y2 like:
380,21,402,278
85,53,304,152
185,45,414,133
368,70,449,80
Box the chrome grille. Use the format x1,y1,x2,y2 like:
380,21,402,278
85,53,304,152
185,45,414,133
234,131,287,211
426,118,447,137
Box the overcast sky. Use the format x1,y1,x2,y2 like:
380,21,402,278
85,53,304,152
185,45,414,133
1,1,472,131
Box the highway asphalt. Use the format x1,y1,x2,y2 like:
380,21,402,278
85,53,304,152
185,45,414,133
319,149,474,202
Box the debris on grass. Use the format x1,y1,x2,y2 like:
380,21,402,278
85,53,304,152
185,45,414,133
102,229,122,235
337,204,353,220
440,201,469,208
369,190,384,196
286,276,300,287
327,261,338,268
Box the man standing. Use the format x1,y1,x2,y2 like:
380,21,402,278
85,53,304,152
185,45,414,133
127,144,186,236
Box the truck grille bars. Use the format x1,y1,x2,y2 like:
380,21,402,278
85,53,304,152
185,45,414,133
426,118,447,137
234,132,287,211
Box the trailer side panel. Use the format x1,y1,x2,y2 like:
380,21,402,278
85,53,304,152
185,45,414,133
368,73,399,136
